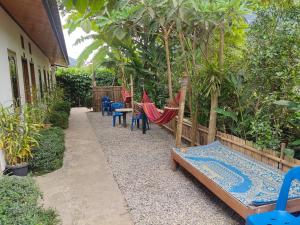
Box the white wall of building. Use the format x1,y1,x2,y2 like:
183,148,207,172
0,6,52,107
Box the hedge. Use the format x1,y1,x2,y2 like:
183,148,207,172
56,67,117,107
29,127,65,174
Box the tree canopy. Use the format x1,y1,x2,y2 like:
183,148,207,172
59,0,300,156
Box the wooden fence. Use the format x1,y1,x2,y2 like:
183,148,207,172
162,117,300,172
93,86,122,112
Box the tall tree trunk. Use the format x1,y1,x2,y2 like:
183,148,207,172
207,92,218,143
121,64,126,86
190,104,199,146
207,22,224,143
164,33,173,99
178,32,189,74
218,22,224,70
176,75,189,147
190,30,199,146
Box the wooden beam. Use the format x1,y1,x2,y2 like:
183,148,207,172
280,142,286,169
175,75,189,148
130,74,134,113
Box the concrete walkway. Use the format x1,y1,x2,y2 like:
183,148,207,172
36,108,133,225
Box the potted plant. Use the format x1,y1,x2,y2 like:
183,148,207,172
0,105,40,176
5,131,38,176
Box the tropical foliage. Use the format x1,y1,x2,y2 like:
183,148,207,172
56,67,116,107
0,87,69,166
60,0,300,156
0,106,41,165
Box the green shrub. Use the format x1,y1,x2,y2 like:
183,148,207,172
0,176,59,225
56,67,117,107
84,95,93,109
29,127,65,174
52,101,71,116
48,111,69,129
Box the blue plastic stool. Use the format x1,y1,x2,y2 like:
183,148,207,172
111,102,124,127
246,166,300,225
131,112,150,131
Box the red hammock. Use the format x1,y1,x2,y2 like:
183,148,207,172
142,91,181,125
122,86,132,103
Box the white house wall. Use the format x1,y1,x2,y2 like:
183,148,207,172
0,6,52,107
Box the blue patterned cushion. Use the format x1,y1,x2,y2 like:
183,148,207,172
175,141,300,206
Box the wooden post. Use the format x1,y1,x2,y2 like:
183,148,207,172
92,61,96,87
175,75,189,148
130,74,134,112
279,142,286,169
121,64,126,86
190,107,198,146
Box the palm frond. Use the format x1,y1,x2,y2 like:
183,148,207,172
76,39,103,66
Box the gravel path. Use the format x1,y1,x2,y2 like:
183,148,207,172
87,112,244,225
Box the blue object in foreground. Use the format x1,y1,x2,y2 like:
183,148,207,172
246,166,300,225
111,102,124,127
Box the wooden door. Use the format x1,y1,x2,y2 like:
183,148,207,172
22,58,31,103
30,63,37,101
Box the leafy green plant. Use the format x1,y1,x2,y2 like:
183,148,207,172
43,87,65,115
0,176,59,225
42,87,71,129
56,67,116,107
29,127,65,175
284,148,295,160
0,105,40,166
243,6,300,150
24,101,47,128
52,101,71,116
48,111,69,129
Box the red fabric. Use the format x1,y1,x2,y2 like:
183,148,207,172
122,86,132,103
142,91,152,103
141,91,181,125
143,103,178,125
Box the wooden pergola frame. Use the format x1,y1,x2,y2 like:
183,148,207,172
171,149,300,219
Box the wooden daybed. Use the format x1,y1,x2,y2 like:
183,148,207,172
171,141,300,219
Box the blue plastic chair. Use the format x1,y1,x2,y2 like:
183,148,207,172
111,102,124,127
102,101,112,116
101,96,112,116
246,166,300,225
131,112,150,131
